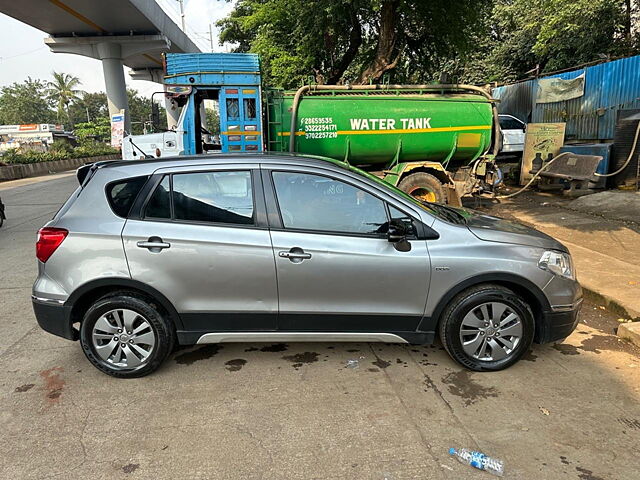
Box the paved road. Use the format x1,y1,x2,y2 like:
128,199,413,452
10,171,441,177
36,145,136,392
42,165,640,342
1,173,639,479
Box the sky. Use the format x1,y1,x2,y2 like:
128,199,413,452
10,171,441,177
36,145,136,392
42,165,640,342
0,0,236,98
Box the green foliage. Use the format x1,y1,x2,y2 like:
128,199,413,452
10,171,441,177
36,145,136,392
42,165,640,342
218,0,492,87
74,118,111,142
48,139,74,155
205,108,221,135
68,92,109,126
46,72,83,126
1,141,118,165
0,74,158,136
447,0,637,83
219,0,639,86
0,78,56,124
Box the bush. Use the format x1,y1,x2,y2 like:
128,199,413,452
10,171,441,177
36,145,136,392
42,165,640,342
0,141,118,165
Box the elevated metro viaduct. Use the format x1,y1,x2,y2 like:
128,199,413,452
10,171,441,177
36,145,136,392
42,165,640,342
0,0,200,131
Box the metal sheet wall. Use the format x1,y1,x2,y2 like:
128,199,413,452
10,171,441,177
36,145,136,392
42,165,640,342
492,55,640,141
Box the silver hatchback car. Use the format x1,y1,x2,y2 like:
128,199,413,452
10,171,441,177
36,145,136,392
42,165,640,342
33,154,582,377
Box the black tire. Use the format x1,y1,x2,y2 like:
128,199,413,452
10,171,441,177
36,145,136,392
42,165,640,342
80,292,175,378
398,172,447,204
438,284,534,371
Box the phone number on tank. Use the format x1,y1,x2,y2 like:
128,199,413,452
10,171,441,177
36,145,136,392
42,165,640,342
304,124,338,132
302,117,334,125
304,132,338,139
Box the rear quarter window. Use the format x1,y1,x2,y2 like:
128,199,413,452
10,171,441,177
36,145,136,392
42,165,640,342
106,176,149,218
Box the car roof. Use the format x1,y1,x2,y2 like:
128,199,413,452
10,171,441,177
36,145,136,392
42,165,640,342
99,152,349,172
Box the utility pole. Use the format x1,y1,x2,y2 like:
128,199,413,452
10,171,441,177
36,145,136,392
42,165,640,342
209,23,214,52
177,0,186,31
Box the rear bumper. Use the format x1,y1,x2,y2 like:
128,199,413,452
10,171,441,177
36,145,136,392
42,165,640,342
32,296,77,341
537,298,583,344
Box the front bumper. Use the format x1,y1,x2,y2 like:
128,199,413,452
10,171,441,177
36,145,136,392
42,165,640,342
32,296,77,341
536,298,583,344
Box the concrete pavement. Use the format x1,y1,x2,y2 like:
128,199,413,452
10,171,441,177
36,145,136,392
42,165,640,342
1,173,639,479
477,192,640,320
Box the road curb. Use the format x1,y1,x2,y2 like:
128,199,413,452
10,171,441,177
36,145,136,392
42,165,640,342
581,286,640,321
618,322,640,348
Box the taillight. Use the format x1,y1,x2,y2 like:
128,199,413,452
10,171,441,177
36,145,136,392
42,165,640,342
36,227,68,263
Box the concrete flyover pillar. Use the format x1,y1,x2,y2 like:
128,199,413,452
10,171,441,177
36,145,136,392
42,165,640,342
45,35,171,134
97,43,130,132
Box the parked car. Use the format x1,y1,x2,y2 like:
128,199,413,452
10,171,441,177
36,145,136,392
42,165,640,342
499,114,527,154
32,154,582,377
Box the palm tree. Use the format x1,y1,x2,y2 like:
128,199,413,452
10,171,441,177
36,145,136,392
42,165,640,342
46,72,83,127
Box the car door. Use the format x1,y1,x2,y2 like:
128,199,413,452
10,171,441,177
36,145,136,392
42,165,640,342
263,165,431,333
122,164,278,334
499,115,526,153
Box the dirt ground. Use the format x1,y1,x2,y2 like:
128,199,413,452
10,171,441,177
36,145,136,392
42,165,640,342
1,174,639,479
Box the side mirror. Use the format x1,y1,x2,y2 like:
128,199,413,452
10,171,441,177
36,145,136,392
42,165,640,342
151,102,161,132
388,219,412,252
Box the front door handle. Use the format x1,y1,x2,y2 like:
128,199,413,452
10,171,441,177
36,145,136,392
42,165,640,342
278,247,312,263
137,236,170,252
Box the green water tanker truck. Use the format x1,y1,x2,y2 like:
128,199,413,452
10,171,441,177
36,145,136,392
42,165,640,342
123,53,501,204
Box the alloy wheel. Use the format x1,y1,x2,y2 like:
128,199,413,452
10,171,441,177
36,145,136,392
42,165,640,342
459,301,523,361
91,309,156,369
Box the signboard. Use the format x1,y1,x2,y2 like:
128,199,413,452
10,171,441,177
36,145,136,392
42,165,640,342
536,73,585,103
520,123,566,185
110,110,125,149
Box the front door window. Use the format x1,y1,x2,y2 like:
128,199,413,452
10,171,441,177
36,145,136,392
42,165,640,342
271,172,388,235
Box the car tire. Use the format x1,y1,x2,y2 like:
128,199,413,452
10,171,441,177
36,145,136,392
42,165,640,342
398,172,447,204
438,284,534,371
80,292,175,378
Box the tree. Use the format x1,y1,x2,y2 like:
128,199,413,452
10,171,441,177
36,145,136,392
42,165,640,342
218,0,490,87
449,0,639,83
67,92,109,126
74,118,111,143
46,72,83,127
205,107,221,135
0,78,56,124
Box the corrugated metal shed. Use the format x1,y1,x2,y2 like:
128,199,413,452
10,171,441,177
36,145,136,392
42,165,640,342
492,55,640,141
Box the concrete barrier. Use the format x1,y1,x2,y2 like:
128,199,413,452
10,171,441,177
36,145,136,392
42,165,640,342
0,154,121,182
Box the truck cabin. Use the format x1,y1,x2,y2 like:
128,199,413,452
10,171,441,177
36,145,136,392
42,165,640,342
163,53,263,156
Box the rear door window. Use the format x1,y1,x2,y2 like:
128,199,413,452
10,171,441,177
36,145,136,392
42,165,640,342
145,176,171,219
106,176,149,218
144,171,255,226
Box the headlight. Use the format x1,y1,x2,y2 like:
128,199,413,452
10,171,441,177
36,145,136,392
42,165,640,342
538,250,575,280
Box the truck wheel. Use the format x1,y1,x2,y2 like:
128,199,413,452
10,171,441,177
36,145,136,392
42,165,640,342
398,172,447,204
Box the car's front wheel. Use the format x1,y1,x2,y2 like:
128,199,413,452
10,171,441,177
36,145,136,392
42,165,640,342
439,284,534,371
80,292,175,378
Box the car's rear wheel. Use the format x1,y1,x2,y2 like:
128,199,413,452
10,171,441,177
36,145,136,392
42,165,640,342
439,284,534,371
80,292,175,378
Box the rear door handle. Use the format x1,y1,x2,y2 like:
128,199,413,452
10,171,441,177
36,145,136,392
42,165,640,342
137,237,170,252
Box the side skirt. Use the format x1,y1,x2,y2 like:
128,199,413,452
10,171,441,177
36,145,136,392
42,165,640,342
176,330,434,345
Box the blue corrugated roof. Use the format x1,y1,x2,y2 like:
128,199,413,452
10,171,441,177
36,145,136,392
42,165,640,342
493,55,640,141
165,53,260,75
